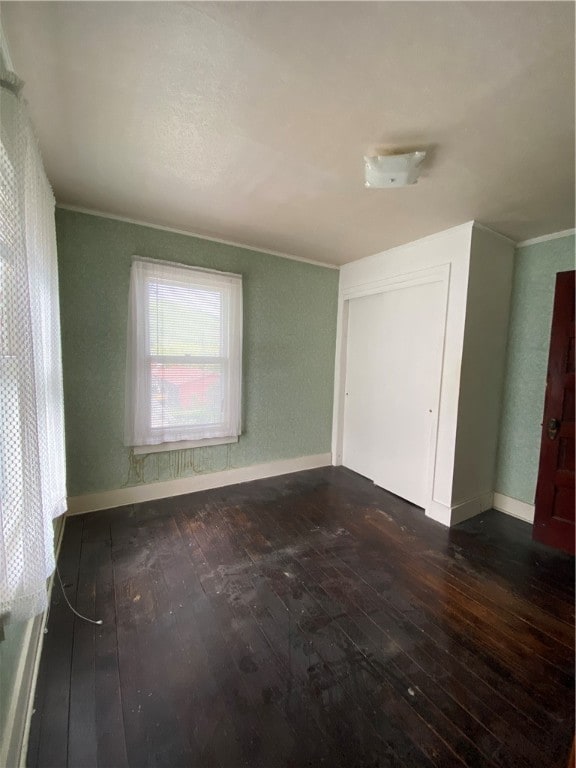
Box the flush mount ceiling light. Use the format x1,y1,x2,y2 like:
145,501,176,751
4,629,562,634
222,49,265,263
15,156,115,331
364,151,426,188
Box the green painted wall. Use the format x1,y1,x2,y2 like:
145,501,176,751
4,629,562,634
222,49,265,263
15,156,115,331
0,620,28,757
56,209,339,497
495,234,575,503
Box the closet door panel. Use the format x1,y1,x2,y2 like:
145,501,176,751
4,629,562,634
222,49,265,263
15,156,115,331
342,281,444,508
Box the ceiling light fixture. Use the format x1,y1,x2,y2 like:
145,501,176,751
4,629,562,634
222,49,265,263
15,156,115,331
364,150,426,188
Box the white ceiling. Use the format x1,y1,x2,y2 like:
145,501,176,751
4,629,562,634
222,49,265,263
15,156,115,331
2,1,574,265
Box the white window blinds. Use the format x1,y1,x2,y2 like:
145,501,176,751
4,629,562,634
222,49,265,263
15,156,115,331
124,258,242,447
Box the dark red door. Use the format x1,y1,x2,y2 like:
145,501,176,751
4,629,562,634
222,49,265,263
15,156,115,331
533,270,575,554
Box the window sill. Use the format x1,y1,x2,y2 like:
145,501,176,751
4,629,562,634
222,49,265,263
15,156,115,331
133,436,238,455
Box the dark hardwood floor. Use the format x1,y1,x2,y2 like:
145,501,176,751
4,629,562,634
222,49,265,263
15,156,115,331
28,467,574,768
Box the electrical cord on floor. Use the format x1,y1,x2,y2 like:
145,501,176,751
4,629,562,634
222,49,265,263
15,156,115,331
54,564,103,626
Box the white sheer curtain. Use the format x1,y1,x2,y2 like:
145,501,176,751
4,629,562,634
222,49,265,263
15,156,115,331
125,258,242,447
0,61,67,624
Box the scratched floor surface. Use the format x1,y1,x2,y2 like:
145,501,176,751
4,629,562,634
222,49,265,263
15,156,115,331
28,467,575,768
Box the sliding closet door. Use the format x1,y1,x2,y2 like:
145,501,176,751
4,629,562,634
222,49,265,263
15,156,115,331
342,280,445,508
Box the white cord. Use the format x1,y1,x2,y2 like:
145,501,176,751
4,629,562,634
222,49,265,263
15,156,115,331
55,565,103,626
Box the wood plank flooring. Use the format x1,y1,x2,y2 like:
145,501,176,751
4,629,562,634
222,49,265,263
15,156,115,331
28,467,575,768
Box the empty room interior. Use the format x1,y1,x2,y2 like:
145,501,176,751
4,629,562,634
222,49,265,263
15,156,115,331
1,2,575,767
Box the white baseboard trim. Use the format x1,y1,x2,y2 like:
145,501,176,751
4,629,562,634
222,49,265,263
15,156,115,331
1,517,66,768
493,493,535,524
426,491,493,527
67,453,333,516
450,492,494,526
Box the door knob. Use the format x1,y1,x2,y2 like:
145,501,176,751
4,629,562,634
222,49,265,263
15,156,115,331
547,417,560,440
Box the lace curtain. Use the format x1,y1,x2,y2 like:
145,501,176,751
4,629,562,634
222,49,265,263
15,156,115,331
0,60,67,624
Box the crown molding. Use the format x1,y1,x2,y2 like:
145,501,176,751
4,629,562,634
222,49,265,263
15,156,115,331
55,204,340,270
516,229,575,248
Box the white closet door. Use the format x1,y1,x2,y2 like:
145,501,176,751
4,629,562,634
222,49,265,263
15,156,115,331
342,280,445,508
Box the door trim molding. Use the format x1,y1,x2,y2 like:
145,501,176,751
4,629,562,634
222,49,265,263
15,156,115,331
340,264,450,301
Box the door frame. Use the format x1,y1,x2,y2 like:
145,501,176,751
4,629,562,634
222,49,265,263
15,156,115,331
332,263,451,515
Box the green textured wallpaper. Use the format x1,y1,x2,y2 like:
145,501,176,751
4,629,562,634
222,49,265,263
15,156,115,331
56,209,339,497
495,234,575,503
0,620,28,754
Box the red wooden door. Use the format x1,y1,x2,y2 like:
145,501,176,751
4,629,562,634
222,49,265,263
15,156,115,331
533,270,575,554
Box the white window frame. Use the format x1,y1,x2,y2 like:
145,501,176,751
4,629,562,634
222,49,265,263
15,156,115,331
124,257,243,450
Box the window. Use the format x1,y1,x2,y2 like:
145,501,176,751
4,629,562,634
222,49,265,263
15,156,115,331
124,257,242,448
1,80,66,625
